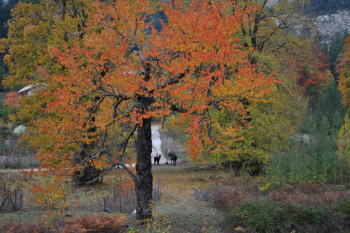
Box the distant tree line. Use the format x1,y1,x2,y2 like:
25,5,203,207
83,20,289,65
0,0,19,39
308,0,350,14
0,0,17,91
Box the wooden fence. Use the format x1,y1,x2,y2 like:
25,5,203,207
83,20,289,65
0,188,22,212
103,176,161,214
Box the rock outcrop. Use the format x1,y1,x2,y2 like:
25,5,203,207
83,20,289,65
313,10,350,43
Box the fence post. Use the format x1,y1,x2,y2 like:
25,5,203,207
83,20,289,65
19,191,22,209
8,192,11,211
109,195,112,212
158,176,161,199
119,195,122,213
7,191,10,211
14,189,17,210
103,197,105,211
0,194,9,210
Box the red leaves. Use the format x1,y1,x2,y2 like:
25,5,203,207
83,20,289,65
4,92,20,108
294,42,332,98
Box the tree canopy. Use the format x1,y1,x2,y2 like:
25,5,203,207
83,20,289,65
1,0,278,219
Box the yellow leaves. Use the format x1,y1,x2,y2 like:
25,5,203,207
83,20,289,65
234,226,246,232
32,177,70,227
338,114,350,166
338,35,350,107
0,38,7,53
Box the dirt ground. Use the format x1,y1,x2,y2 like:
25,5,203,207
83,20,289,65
150,164,231,233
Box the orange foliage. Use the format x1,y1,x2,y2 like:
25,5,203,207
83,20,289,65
32,177,69,227
25,0,276,175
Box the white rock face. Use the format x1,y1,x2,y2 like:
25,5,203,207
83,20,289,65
313,10,350,43
264,0,350,43
13,125,26,135
151,123,168,164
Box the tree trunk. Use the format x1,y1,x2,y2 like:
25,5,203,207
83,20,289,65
135,117,153,220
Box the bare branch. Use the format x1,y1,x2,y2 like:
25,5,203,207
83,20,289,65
120,125,137,157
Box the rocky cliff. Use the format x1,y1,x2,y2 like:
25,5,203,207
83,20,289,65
313,10,350,43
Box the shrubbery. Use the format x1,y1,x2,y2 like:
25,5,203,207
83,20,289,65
265,79,347,187
228,201,348,233
338,199,350,218
0,213,128,233
193,176,349,232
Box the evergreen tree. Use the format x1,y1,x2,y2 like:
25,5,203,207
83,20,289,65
314,78,346,135
0,0,18,39
309,0,350,14
326,31,348,77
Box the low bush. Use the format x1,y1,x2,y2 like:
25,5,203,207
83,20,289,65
57,213,128,233
193,176,262,209
228,201,348,233
338,199,350,218
0,213,128,233
210,184,244,208
0,222,46,233
193,186,213,202
193,183,244,208
267,184,349,207
229,201,291,233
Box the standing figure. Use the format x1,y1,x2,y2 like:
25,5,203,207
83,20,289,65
168,153,177,166
154,154,161,165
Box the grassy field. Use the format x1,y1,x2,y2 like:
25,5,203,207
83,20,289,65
0,161,349,232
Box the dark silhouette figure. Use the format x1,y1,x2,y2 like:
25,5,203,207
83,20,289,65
154,154,161,165
168,153,177,166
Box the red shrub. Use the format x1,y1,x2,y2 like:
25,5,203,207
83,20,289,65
56,213,128,233
1,222,46,233
1,213,128,233
319,192,348,204
211,184,244,208
299,181,320,194
281,184,296,193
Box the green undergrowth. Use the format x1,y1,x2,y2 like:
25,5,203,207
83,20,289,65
228,200,349,233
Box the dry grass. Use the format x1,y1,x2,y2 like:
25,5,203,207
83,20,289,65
149,165,232,233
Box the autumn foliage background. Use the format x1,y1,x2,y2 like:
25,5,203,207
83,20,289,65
0,0,349,232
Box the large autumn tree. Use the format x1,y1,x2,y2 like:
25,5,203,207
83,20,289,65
6,0,276,219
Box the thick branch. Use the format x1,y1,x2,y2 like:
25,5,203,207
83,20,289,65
153,67,190,91
170,104,188,113
102,91,132,100
83,161,136,185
